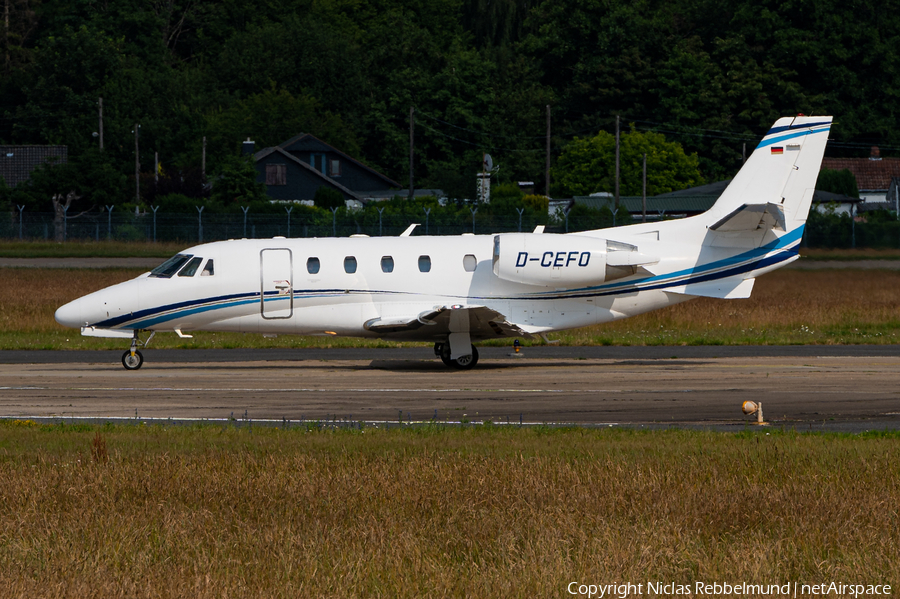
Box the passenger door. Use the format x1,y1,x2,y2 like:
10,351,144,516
260,248,293,319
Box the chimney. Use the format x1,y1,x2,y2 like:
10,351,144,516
870,146,882,160
241,138,255,156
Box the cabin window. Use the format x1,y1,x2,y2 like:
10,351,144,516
329,159,341,177
150,254,193,278
418,255,431,273
344,256,357,273
463,254,477,272
265,164,287,185
381,256,394,273
178,257,203,277
307,257,320,274
201,259,214,276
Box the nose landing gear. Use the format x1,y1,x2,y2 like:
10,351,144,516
122,348,143,370
121,330,155,371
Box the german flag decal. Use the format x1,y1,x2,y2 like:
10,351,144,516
771,146,784,154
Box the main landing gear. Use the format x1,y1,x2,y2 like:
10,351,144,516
434,342,479,370
121,330,155,371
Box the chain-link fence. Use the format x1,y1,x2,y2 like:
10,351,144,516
3,208,899,248
2,210,561,242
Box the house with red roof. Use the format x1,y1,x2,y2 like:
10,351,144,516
821,147,900,208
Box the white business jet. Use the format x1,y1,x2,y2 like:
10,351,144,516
56,115,832,370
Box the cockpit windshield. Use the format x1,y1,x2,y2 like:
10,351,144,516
177,257,203,277
150,254,193,278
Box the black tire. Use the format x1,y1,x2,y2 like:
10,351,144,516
441,343,479,370
122,350,143,370
438,343,454,367
452,345,479,370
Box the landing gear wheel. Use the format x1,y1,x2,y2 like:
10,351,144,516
440,343,479,370
122,350,143,370
453,345,478,370
437,343,454,367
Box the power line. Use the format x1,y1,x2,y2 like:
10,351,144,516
417,121,544,154
416,110,547,141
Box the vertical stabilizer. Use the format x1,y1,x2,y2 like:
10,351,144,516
705,116,832,234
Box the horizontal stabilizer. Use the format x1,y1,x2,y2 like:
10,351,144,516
710,203,786,232
667,277,755,299
81,326,134,339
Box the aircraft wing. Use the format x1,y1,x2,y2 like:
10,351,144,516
81,326,134,338
364,305,533,339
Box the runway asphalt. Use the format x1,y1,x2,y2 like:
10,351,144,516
1,346,898,432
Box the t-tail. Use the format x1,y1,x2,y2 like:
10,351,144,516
701,115,833,251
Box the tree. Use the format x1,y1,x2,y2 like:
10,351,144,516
816,168,859,198
15,25,121,147
551,128,704,197
209,155,266,205
204,85,360,161
16,147,127,239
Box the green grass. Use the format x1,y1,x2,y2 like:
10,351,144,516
0,422,897,598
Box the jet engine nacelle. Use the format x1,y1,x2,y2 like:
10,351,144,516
492,233,656,288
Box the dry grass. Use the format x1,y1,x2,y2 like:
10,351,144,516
0,268,138,334
0,424,897,597
553,268,900,345
799,247,900,260
0,240,184,258
1,267,899,349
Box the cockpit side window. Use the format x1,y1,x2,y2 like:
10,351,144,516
201,259,214,276
178,257,203,277
150,254,193,278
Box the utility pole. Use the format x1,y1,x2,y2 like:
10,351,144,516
642,153,647,223
614,115,620,211
4,0,9,73
98,97,104,150
545,104,551,197
201,136,206,179
134,124,140,205
409,106,415,200
154,151,159,184
742,142,746,164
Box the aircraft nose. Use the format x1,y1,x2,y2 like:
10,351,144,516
55,298,84,329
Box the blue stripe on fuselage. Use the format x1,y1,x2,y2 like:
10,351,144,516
91,228,805,330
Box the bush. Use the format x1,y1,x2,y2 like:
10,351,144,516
522,194,549,214
313,186,346,210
